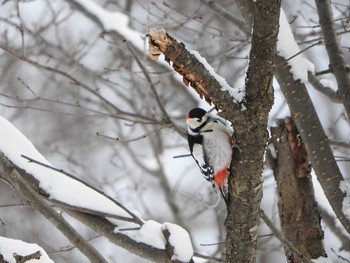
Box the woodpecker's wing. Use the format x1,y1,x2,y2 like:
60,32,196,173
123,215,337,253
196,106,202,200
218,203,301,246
191,143,214,181
209,117,233,134
188,133,214,180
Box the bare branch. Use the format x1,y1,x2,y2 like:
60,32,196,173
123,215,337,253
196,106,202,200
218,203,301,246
330,140,350,150
199,0,250,34
20,154,143,225
260,209,314,263
319,207,350,252
147,28,240,110
1,153,197,263
0,154,109,263
124,40,186,138
0,45,156,124
66,209,179,263
193,252,223,262
315,0,350,117
308,72,341,103
96,125,168,143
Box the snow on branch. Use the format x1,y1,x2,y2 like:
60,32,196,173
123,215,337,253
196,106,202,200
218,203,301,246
0,237,53,263
277,9,312,83
68,0,144,51
340,181,350,221
118,220,194,262
0,115,195,262
147,28,244,108
0,115,135,221
162,223,194,262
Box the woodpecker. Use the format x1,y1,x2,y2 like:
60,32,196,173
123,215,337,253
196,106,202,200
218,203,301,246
186,108,234,192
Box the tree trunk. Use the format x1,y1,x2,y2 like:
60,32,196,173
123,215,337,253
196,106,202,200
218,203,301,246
224,1,281,262
270,118,326,262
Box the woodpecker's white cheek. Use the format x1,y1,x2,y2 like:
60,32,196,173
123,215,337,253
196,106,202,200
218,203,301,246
186,119,199,129
201,114,209,123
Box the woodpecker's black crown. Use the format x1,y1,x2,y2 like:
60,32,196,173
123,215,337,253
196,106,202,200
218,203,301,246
187,108,207,120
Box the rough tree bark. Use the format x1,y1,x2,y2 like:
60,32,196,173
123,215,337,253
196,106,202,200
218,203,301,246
270,118,326,262
225,1,281,262
275,55,350,234
148,1,281,262
236,0,350,237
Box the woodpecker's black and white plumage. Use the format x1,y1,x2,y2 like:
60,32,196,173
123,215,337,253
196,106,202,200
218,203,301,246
186,108,233,191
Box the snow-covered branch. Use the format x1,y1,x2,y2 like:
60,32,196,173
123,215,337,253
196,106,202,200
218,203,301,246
0,237,53,263
147,28,244,109
0,154,108,263
0,115,195,263
66,0,144,50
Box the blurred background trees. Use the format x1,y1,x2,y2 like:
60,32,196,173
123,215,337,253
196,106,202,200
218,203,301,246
0,0,349,262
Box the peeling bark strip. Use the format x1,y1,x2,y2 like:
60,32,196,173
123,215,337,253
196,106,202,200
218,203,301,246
275,55,350,235
148,28,231,108
270,118,325,262
283,117,311,178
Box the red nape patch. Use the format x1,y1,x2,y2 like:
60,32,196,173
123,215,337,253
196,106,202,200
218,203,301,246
214,168,227,189
186,112,190,119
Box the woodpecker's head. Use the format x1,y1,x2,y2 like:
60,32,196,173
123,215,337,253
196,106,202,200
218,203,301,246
186,108,209,132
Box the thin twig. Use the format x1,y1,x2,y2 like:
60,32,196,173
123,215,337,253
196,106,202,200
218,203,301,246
0,203,29,208
20,154,143,225
1,155,108,263
319,207,350,251
308,72,341,103
96,125,168,143
173,154,192,159
260,209,313,263
17,77,36,97
0,92,157,124
0,44,155,124
330,140,350,149
285,40,323,63
124,40,187,138
48,235,102,254
15,0,25,56
331,248,350,263
193,252,223,262
199,0,250,34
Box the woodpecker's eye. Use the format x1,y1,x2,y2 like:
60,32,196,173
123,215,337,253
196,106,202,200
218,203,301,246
197,118,201,122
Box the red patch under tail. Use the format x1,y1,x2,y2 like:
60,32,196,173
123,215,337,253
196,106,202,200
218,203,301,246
214,167,228,189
